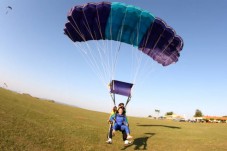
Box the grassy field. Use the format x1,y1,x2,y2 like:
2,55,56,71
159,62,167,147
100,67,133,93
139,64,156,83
1,88,227,151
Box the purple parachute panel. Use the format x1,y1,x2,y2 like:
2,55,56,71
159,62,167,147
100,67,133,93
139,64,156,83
64,2,111,42
110,80,133,97
139,18,183,66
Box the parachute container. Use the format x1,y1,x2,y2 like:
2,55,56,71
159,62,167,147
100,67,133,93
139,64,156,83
109,80,133,97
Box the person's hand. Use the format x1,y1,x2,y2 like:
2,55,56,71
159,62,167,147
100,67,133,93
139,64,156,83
107,120,113,124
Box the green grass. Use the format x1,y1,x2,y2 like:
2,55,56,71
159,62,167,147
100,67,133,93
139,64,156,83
1,88,227,151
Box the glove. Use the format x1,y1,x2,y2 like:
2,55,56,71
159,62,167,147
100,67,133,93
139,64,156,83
107,120,113,124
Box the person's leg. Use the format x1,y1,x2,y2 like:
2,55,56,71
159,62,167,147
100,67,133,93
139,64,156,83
106,124,113,143
121,130,127,141
107,124,113,139
121,125,132,139
120,125,133,145
121,125,130,134
112,123,120,136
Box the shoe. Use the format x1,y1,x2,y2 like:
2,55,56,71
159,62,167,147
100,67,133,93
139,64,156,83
106,138,112,144
127,135,133,140
124,140,132,146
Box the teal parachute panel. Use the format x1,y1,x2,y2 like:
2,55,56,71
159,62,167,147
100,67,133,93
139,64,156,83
105,2,126,41
132,10,155,46
105,2,155,46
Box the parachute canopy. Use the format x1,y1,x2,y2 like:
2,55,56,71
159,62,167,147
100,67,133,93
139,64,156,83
7,6,12,10
64,1,184,66
109,80,133,97
64,2,184,105
6,6,12,14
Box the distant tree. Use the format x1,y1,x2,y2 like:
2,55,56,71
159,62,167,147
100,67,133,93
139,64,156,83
148,115,152,118
155,109,160,113
194,109,203,117
155,109,160,118
166,111,173,115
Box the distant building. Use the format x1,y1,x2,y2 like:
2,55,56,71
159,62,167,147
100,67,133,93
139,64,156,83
202,116,227,123
193,116,227,123
193,117,204,122
164,114,185,120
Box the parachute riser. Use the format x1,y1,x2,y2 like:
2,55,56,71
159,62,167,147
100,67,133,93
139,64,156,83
110,92,132,108
125,96,132,108
110,93,116,106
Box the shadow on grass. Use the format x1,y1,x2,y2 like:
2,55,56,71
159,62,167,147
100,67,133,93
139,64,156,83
137,124,181,129
121,133,155,150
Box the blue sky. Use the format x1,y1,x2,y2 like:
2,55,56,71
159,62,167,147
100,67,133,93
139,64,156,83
1,0,227,118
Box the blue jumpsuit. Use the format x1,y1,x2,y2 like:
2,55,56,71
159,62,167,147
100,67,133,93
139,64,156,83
109,113,130,134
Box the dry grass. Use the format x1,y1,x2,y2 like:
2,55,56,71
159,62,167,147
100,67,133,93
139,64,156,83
1,88,227,151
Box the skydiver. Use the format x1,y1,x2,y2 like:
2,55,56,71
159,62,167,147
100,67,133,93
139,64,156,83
110,106,133,141
106,103,132,145
6,6,12,14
